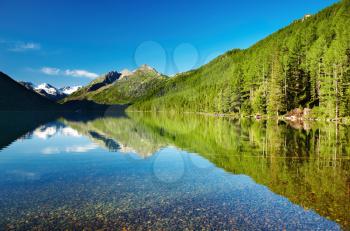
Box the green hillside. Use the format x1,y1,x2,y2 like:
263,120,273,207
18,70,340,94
61,71,121,102
0,72,60,111
131,0,350,119
63,65,167,105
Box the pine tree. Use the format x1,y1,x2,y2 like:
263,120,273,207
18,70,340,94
306,37,328,106
221,82,233,113
231,67,244,113
322,15,350,118
268,51,286,116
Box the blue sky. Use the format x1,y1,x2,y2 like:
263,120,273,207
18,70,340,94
0,0,339,87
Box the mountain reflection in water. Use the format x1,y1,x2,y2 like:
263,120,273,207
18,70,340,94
0,111,349,230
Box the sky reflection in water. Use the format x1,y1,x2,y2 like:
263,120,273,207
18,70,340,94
0,114,347,230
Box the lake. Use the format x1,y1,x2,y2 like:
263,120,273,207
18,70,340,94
0,111,349,230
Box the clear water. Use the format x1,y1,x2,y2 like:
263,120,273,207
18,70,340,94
0,112,348,230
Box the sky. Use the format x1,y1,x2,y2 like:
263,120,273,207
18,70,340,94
0,0,339,87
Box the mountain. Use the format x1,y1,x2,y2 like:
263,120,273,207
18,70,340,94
8,1,348,117
62,65,167,105
86,71,121,92
60,86,82,95
35,83,67,101
19,82,82,101
18,81,35,91
61,71,121,103
0,72,60,111
130,1,350,119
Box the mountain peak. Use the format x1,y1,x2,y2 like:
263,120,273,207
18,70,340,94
87,71,120,92
19,81,35,90
118,65,161,80
101,71,121,84
36,83,61,96
137,64,157,73
135,65,162,77
60,86,82,95
120,69,133,79
105,71,120,79
17,80,81,101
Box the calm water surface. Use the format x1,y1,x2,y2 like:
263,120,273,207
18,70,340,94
0,112,349,230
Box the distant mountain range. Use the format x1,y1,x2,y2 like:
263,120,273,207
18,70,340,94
19,81,81,101
0,65,162,111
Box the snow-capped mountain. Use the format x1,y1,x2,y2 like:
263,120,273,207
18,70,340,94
18,81,35,91
59,86,82,95
36,83,63,96
35,83,66,101
18,81,82,101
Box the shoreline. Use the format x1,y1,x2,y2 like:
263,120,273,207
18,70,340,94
127,109,350,124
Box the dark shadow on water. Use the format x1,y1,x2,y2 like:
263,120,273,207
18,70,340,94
0,103,128,150
0,111,59,150
62,99,128,114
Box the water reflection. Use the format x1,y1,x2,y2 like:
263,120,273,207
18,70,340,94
0,111,349,230
129,113,350,229
61,116,165,157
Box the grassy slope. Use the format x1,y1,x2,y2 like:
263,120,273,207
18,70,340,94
0,72,60,111
91,69,167,104
61,73,119,103
63,68,166,105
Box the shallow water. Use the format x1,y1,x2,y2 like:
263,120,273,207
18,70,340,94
0,112,349,230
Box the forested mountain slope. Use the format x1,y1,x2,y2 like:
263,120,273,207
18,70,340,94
131,0,350,119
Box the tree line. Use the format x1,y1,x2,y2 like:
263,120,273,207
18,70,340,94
132,0,350,119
